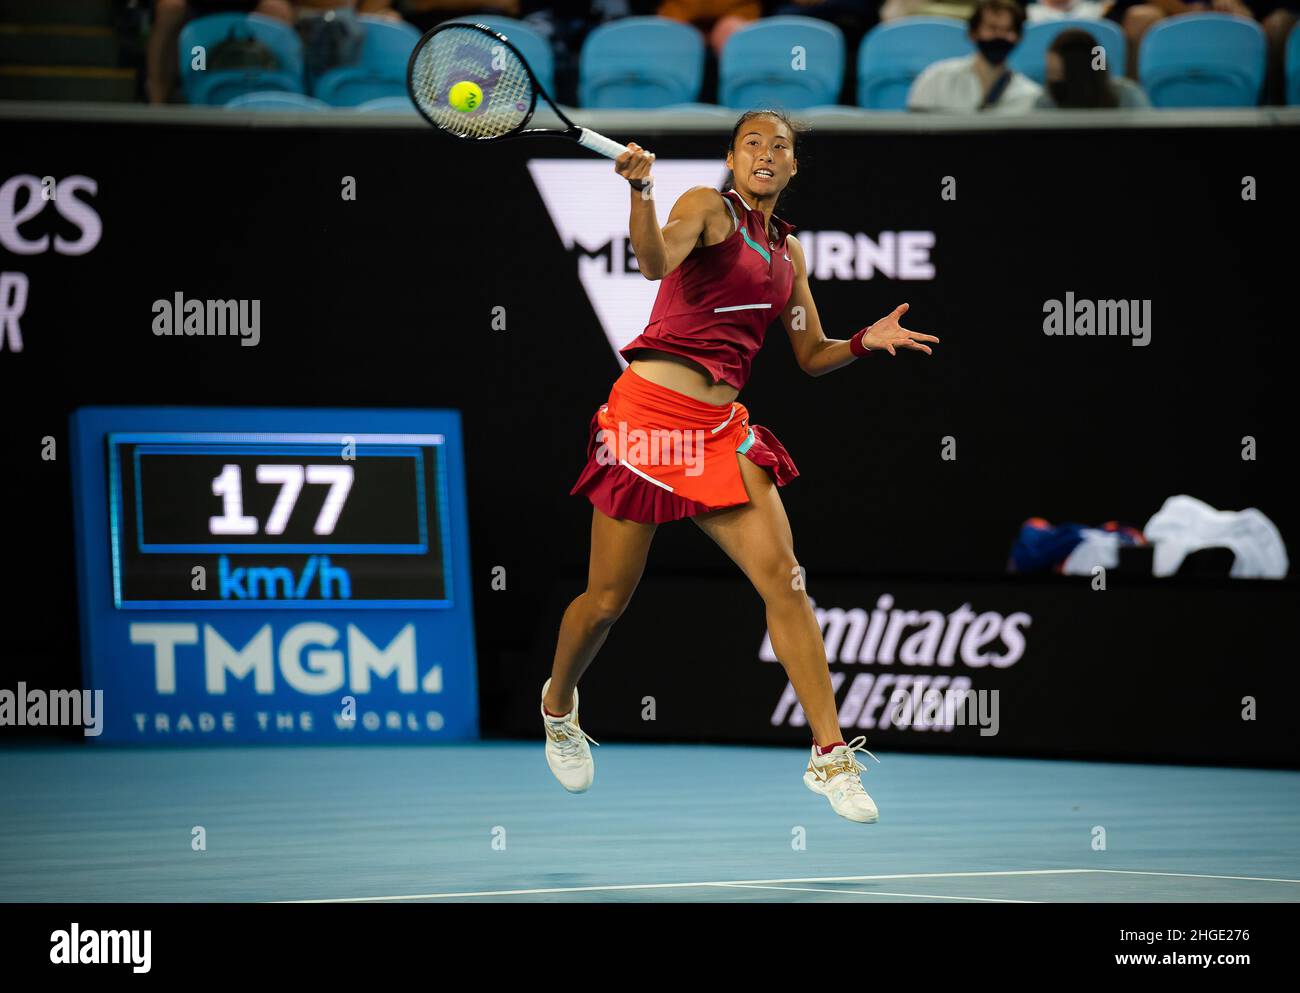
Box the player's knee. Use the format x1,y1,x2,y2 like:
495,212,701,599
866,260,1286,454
586,587,633,627
757,557,806,605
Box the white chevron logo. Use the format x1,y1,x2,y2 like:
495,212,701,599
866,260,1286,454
527,159,729,367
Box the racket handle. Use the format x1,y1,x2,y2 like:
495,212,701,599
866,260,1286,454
576,128,630,160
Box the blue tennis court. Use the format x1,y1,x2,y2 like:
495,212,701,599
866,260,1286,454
3,743,1296,903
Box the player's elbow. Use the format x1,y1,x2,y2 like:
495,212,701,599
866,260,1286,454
636,253,666,281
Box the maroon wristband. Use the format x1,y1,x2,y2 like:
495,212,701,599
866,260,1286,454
849,328,871,358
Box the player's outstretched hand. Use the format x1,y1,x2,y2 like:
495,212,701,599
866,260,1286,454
861,304,939,356
615,142,655,189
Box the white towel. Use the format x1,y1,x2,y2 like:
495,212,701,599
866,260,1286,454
1143,495,1288,579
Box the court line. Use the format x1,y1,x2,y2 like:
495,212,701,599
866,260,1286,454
714,883,1038,903
284,868,1094,903
1089,869,1300,885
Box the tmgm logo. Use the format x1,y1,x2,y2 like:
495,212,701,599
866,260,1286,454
527,159,936,363
128,622,442,695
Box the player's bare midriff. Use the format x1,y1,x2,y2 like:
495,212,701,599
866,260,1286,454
627,350,740,406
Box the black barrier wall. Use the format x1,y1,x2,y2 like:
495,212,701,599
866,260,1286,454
1,115,1296,759
495,574,1296,765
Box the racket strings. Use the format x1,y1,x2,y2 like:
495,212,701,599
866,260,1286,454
409,26,534,140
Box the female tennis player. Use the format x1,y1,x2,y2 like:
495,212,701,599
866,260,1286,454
540,110,939,823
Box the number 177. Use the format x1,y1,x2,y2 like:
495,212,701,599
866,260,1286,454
209,464,355,536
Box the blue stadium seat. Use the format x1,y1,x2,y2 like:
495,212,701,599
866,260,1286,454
1287,18,1300,105
224,91,330,111
313,16,421,107
180,13,304,106
857,17,971,110
1009,19,1127,85
720,16,845,110
444,16,555,97
579,17,704,108
1139,13,1265,108
354,94,420,114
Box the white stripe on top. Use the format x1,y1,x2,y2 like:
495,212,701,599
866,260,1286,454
726,189,778,246
721,194,739,236
710,403,739,434
619,458,674,492
713,303,772,313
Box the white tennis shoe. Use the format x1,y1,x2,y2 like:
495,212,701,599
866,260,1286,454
541,678,598,793
804,736,880,823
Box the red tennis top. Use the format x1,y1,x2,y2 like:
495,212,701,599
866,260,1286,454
620,188,797,391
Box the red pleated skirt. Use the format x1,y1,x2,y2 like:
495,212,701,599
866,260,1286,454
570,366,798,523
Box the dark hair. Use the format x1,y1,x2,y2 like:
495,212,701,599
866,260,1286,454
1048,28,1120,109
968,0,1026,36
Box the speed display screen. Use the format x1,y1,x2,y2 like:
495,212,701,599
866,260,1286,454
108,433,450,608
72,408,478,744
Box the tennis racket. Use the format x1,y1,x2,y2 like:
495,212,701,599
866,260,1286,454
406,22,629,160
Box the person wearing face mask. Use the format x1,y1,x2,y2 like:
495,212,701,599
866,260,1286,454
907,0,1043,114
1033,27,1150,107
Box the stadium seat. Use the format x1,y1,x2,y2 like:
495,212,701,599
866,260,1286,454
1287,19,1300,105
312,16,421,107
224,91,330,111
1009,19,1127,85
1139,13,1266,108
443,16,555,97
354,94,420,114
579,17,704,109
857,17,971,110
179,13,304,106
720,16,845,110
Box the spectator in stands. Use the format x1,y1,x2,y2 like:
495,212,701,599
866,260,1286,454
1032,27,1150,106
657,0,762,55
147,0,397,103
907,0,1043,112
1027,0,1107,20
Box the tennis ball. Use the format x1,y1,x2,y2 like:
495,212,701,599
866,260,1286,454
448,81,482,113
